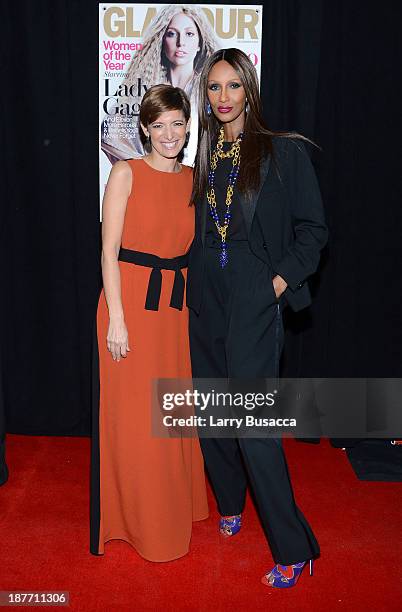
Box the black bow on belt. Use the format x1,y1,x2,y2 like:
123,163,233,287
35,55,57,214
118,247,189,311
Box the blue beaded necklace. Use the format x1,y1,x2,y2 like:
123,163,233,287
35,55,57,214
207,127,243,268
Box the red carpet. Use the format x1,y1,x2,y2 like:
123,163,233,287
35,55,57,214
0,435,401,611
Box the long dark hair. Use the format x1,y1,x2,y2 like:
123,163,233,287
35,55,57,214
191,48,309,204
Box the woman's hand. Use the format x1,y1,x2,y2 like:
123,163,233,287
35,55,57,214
107,317,130,361
272,274,288,299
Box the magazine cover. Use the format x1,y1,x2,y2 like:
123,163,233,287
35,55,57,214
99,3,263,211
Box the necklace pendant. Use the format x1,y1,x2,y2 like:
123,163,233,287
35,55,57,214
220,246,228,268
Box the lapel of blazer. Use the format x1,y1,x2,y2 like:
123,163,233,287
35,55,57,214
239,154,271,237
200,154,271,243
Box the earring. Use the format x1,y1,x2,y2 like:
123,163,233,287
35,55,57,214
184,132,190,147
206,102,211,116
245,100,249,114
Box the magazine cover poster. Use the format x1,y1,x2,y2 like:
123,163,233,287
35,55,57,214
99,3,263,210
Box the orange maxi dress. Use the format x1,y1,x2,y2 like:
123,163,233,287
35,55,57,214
90,159,208,562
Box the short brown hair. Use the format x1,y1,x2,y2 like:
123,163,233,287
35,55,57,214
139,84,191,150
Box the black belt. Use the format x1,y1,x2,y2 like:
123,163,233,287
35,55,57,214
118,247,189,311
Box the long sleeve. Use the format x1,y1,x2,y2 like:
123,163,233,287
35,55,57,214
274,140,328,291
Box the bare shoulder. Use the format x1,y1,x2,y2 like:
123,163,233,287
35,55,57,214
107,160,133,194
110,159,133,178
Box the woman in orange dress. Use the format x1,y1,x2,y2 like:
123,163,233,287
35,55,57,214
90,84,208,562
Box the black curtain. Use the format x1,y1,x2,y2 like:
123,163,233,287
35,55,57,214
301,0,402,378
2,1,401,435
2,1,101,435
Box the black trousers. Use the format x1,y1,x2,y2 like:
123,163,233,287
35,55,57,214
189,239,320,565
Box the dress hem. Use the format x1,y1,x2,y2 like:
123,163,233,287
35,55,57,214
96,512,209,562
98,535,190,563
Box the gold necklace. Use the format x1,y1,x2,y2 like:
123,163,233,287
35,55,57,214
215,127,243,160
206,127,243,267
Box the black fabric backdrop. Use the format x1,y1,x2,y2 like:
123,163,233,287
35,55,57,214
1,1,401,436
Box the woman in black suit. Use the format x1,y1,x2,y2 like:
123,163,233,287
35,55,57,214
187,48,328,588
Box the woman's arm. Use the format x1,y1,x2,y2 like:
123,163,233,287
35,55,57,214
274,139,328,292
101,160,132,361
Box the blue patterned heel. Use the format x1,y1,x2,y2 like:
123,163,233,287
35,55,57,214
261,559,314,588
219,514,242,537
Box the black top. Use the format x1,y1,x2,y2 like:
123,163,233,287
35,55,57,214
206,141,247,240
188,137,328,314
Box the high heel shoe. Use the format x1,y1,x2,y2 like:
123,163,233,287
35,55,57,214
261,559,314,588
219,514,242,537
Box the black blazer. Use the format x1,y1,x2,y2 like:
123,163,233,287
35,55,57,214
186,137,328,314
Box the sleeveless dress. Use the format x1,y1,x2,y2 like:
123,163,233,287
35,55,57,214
90,159,208,562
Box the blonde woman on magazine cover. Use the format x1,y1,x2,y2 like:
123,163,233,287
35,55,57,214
101,5,219,165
